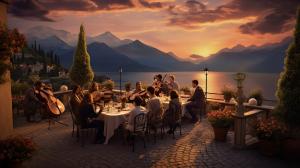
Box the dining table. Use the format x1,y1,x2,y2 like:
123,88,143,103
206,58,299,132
100,105,133,145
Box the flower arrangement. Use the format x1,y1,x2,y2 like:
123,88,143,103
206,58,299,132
256,117,286,141
207,109,234,128
0,136,36,166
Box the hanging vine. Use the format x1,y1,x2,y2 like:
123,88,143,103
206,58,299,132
0,24,26,84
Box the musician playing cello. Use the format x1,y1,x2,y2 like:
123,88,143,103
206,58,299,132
24,81,46,122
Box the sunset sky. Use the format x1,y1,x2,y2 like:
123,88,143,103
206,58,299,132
7,0,299,58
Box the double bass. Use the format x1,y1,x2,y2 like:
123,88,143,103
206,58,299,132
35,87,65,117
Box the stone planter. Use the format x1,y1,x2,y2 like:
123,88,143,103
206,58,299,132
212,126,229,141
259,140,279,156
282,138,300,160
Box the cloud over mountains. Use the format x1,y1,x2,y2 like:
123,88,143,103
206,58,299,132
168,0,299,34
9,0,163,21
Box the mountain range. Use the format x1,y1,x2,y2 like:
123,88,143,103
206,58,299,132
24,26,291,73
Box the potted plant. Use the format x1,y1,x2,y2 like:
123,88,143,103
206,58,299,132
124,82,131,92
207,109,234,141
248,89,263,106
180,86,191,95
255,117,286,156
0,135,37,167
102,79,115,91
221,86,235,102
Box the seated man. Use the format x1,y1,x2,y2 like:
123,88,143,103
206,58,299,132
125,96,147,132
23,81,45,122
79,93,105,144
186,80,205,123
167,75,180,93
146,86,163,127
129,81,148,106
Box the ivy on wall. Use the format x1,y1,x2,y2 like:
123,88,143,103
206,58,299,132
0,24,26,84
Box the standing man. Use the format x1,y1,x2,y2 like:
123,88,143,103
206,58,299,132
186,80,205,123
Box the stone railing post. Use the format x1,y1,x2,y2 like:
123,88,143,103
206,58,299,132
233,73,246,149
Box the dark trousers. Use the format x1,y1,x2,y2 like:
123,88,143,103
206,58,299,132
186,102,200,121
87,120,105,140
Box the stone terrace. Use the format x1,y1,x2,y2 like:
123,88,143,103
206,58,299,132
13,113,297,168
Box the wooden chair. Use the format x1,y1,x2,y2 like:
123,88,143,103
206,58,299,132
131,113,147,152
68,100,93,147
172,119,182,139
146,115,165,143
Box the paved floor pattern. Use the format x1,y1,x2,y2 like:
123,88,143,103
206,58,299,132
12,113,297,168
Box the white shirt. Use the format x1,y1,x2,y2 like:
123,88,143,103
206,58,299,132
126,106,147,131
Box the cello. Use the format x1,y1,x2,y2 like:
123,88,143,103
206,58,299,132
35,87,65,117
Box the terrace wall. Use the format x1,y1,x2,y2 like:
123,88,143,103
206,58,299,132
0,2,13,139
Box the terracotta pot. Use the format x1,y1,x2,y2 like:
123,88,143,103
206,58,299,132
213,126,229,141
259,140,279,156
282,138,300,159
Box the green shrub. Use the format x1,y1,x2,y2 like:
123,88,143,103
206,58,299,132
102,80,115,90
180,86,191,95
69,25,94,86
221,86,235,102
276,8,300,128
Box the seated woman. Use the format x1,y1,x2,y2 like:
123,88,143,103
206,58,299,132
146,86,163,127
89,82,103,103
163,90,182,134
79,93,105,144
125,96,147,132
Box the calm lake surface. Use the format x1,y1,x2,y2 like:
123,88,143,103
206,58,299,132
96,71,280,105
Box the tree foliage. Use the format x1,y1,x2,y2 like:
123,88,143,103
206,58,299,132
69,25,94,86
276,8,300,127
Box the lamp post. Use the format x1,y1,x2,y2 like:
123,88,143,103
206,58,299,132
233,72,246,149
234,72,246,117
204,67,208,99
119,67,122,96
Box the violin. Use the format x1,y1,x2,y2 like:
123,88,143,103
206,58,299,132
129,90,148,101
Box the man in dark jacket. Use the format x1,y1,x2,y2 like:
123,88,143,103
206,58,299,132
186,80,205,123
79,93,105,144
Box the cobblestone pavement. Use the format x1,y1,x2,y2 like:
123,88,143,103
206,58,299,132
12,113,298,168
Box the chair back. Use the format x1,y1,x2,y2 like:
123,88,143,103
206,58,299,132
134,113,147,133
68,99,80,125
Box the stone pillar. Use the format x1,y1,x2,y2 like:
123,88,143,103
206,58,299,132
233,73,246,149
0,1,13,140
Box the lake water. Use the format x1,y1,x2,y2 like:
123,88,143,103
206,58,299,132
96,71,280,105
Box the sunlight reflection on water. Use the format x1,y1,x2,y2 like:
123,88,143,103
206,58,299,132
96,71,279,103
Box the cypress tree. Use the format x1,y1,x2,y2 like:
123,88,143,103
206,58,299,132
69,24,94,86
34,40,37,51
276,8,300,128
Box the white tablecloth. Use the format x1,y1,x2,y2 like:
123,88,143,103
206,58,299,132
101,109,131,144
